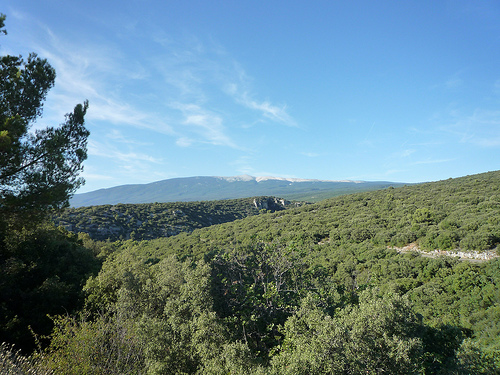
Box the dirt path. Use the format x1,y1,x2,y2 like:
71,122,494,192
389,243,499,262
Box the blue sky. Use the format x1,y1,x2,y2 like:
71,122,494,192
2,1,500,193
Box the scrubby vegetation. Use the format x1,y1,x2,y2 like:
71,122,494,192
113,170,500,261
52,196,305,241
3,171,500,374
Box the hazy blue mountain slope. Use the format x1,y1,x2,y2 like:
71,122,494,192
70,175,405,207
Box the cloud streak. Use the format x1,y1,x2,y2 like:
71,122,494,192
13,16,295,151
170,102,237,148
88,139,163,164
238,94,296,126
412,158,455,165
225,80,296,127
441,109,500,147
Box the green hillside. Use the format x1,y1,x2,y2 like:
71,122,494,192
3,171,500,374
120,170,500,260
53,196,306,242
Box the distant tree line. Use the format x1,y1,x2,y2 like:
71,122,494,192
52,196,306,241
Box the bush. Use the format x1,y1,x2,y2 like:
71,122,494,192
0,342,52,375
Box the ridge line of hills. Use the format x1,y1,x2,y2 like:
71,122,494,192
70,175,406,207
116,170,499,260
58,171,500,256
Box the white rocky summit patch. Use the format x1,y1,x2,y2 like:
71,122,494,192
217,175,360,183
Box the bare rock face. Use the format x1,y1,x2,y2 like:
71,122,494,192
253,197,296,211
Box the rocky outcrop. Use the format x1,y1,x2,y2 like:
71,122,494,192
252,197,303,211
390,243,499,261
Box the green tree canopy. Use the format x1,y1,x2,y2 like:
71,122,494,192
0,14,6,36
0,14,89,218
0,14,94,353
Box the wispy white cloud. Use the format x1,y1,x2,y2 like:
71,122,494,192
224,81,296,127
229,155,302,179
170,102,237,148
88,139,163,164
176,137,194,147
230,155,260,176
16,22,175,138
441,109,500,147
105,129,151,145
144,33,297,140
88,99,175,135
160,48,298,128
85,137,168,189
386,149,416,168
239,94,296,126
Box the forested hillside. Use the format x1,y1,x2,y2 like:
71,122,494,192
4,170,498,374
53,196,306,242
117,170,500,260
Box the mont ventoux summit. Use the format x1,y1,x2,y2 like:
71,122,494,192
70,174,405,207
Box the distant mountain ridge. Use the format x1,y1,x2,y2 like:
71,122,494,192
70,175,405,207
216,175,361,183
